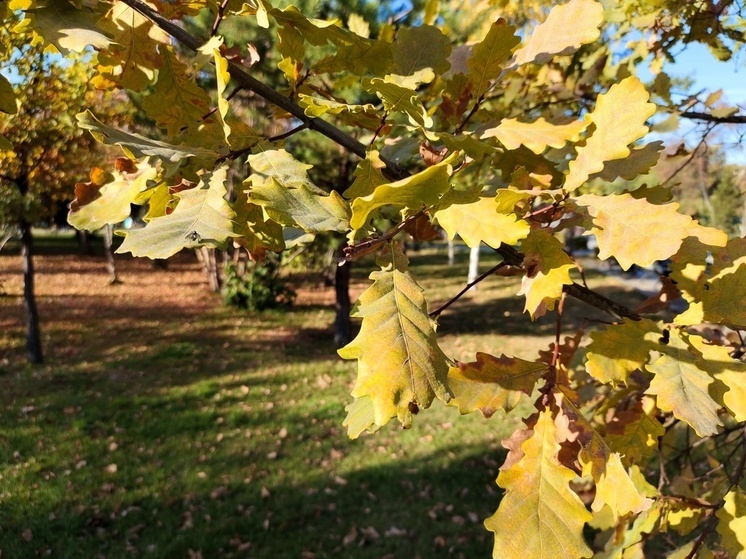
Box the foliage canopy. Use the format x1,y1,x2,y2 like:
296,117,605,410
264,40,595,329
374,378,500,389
3,0,746,556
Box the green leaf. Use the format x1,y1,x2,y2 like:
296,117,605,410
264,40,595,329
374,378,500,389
518,229,576,318
466,20,520,99
343,150,387,200
482,117,587,155
338,244,451,429
392,25,451,76
362,77,433,128
717,489,746,558
448,353,548,417
313,39,393,76
298,95,381,130
232,191,285,258
247,148,350,233
29,1,112,53
574,193,727,271
0,74,17,115
117,165,236,259
511,0,604,68
251,178,350,233
77,110,219,165
564,77,656,193
485,411,593,559
349,160,452,230
645,330,722,437
585,318,660,385
434,197,529,249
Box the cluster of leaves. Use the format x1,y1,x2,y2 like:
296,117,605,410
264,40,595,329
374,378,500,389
5,0,746,556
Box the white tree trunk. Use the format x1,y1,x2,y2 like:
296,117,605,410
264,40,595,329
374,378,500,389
467,245,480,287
447,237,455,266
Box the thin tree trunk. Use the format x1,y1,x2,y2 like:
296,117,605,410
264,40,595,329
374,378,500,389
103,224,120,284
334,257,352,348
76,229,94,255
20,218,43,364
199,247,221,292
467,245,480,287
447,237,455,266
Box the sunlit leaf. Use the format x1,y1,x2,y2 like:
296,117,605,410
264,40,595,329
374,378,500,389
585,318,659,385
482,117,587,155
485,411,593,559
467,19,520,99
564,77,655,193
338,244,451,429
117,165,236,258
448,353,548,417
434,197,529,249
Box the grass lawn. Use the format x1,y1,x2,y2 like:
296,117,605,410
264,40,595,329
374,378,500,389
0,236,646,558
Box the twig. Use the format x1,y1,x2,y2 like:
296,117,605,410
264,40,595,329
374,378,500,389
201,86,242,122
211,0,231,37
343,210,425,261
551,293,566,369
268,122,309,142
680,110,746,124
662,125,714,186
429,261,509,318
455,93,485,134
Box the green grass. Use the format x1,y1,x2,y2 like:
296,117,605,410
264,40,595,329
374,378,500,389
0,242,646,558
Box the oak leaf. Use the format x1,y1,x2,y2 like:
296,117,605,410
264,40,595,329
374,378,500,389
448,353,548,417
434,197,529,249
716,488,746,558
338,244,451,429
485,411,592,559
482,117,587,155
585,318,659,385
564,77,655,193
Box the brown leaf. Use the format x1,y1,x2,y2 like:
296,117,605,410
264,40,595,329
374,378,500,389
403,213,440,241
115,157,137,174
419,141,447,166
636,276,681,313
342,525,358,546
21,528,32,542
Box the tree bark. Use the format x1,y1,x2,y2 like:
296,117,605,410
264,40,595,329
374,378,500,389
20,218,43,364
103,224,120,284
447,237,455,266
334,258,352,348
198,247,222,292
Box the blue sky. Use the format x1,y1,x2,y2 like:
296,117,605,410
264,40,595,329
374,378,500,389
656,43,746,163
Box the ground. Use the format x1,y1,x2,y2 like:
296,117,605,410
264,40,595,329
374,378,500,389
0,238,645,559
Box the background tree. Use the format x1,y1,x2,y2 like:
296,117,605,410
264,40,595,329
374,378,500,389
0,23,128,363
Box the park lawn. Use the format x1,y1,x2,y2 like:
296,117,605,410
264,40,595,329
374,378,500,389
0,240,645,559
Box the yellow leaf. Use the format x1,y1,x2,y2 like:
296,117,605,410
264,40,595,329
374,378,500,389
517,229,575,318
467,19,520,98
343,150,386,199
482,117,587,154
485,411,592,559
448,353,548,417
575,193,725,271
607,398,665,466
511,0,603,68
645,331,722,437
677,265,746,329
564,77,655,193
585,319,659,385
717,488,746,558
338,244,451,429
350,160,452,230
213,49,233,146
342,396,381,439
591,453,653,522
117,165,236,259
434,197,529,249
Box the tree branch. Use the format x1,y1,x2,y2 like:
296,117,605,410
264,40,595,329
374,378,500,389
681,111,746,124
119,0,409,181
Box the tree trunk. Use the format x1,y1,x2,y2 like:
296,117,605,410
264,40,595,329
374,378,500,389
103,224,120,284
198,247,222,292
447,237,455,266
467,245,480,287
20,218,43,364
76,229,94,255
334,257,352,348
